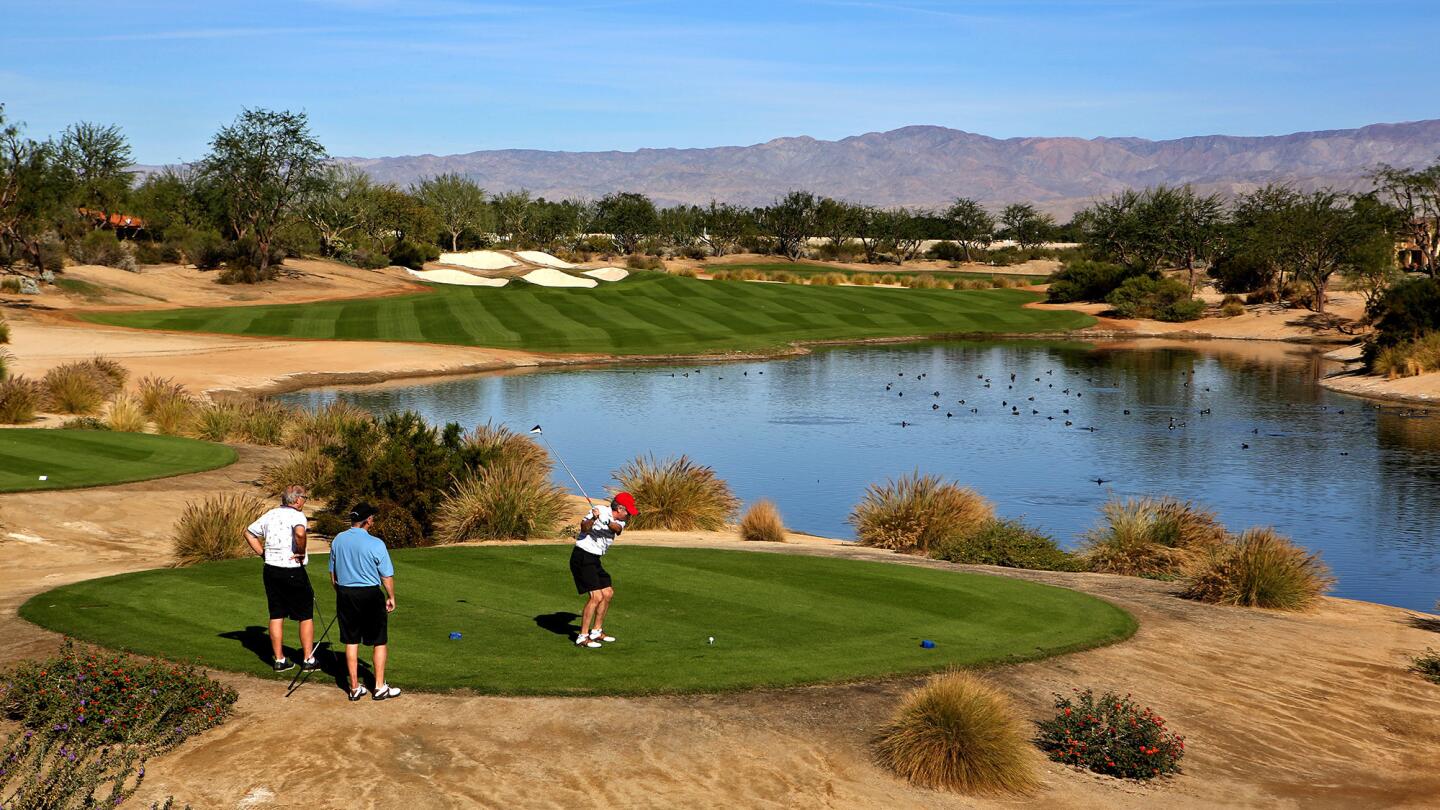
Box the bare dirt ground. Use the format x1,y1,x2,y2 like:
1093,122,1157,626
1028,290,1368,344
3,459,1439,809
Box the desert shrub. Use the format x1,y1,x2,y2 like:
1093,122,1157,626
171,492,267,565
1181,527,1333,610
1046,260,1148,304
1370,331,1440,379
283,400,373,451
1412,649,1440,685
234,399,294,445
770,271,799,284
133,240,183,266
136,375,189,418
322,411,457,543
388,239,440,270
68,229,127,267
991,275,1016,289
1281,281,1316,310
624,254,664,271
150,395,198,436
908,275,945,289
176,228,230,269
259,448,334,497
874,671,1037,795
1366,277,1440,361
1036,689,1184,780
0,348,8,380
812,272,847,286
436,459,569,542
739,499,786,543
850,472,993,553
736,268,760,281
848,272,875,286
1079,496,1227,578
1106,276,1205,322
1220,295,1246,317
670,266,699,278
346,247,390,270
925,241,966,263
0,276,21,293
104,395,148,432
59,416,109,430
930,518,1081,571
458,420,551,473
611,454,739,531
0,315,10,344
84,356,128,393
0,376,41,423
190,400,243,442
42,362,110,414
1208,252,1271,294
878,273,899,285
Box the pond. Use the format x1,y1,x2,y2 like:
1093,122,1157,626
279,339,1440,612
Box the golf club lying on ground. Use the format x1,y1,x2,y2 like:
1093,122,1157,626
530,425,593,506
286,595,338,697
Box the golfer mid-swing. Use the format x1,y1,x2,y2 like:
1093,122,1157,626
244,485,318,673
570,492,637,648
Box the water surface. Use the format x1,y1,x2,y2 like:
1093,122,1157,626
281,340,1440,612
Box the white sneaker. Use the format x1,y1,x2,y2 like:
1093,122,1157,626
589,629,616,643
575,636,602,648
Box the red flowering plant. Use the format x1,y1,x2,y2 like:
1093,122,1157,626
1035,689,1184,780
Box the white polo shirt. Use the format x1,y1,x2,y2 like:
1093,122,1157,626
247,506,308,568
575,505,625,556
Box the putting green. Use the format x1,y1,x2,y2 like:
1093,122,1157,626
0,429,237,493
79,274,1094,355
21,546,1135,695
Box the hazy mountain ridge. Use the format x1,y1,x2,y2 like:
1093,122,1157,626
338,120,1440,216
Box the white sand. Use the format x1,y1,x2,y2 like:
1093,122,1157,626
520,268,597,288
515,250,576,269
406,268,510,287
436,250,517,271
582,267,629,282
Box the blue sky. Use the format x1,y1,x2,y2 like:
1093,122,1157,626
3,1,1435,163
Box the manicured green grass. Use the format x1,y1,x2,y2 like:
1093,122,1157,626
714,262,1041,281
80,273,1093,355
0,429,237,492
21,546,1134,695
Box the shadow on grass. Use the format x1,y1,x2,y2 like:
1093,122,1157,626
220,625,355,694
534,611,581,641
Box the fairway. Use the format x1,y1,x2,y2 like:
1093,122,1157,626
22,546,1135,695
80,273,1094,355
0,429,237,493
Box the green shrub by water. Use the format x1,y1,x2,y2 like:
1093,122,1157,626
931,518,1081,571
1412,649,1440,685
1046,260,1149,304
1371,331,1440,379
1106,275,1205,322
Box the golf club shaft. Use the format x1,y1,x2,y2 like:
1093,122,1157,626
540,435,593,505
286,594,337,696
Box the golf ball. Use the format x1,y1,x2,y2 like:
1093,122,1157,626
707,636,714,644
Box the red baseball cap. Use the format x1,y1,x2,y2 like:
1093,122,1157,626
612,492,638,516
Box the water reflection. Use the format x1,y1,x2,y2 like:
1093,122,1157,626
280,340,1440,611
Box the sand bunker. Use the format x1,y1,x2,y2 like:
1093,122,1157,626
583,267,629,282
515,250,576,269
437,250,517,271
406,268,509,287
520,268,597,288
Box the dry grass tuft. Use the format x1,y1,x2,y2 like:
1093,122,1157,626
1372,332,1440,379
739,499,786,542
171,492,268,566
86,355,129,393
436,459,570,542
190,400,244,442
611,454,739,531
236,399,296,445
1079,496,1228,578
0,376,42,423
42,362,111,414
461,420,551,473
136,375,190,418
259,448,334,497
104,395,148,432
874,670,1038,795
849,472,994,553
1182,527,1334,610
283,400,372,451
151,395,198,436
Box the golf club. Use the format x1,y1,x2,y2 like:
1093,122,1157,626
286,594,338,697
530,425,593,506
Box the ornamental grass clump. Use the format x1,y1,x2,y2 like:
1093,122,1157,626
171,492,267,566
435,458,570,542
1036,689,1184,780
136,375,188,419
850,472,994,553
1371,332,1440,379
1079,496,1227,578
739,499,786,543
259,447,333,497
41,362,111,415
150,395,197,436
0,376,41,423
283,400,372,451
190,399,244,442
1181,527,1333,610
461,420,551,473
104,395,148,433
611,454,739,531
873,671,1038,795
930,518,1082,571
236,398,295,445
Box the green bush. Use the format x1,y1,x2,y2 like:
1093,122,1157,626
388,239,440,270
1413,649,1440,685
133,241,183,265
1046,260,1148,303
323,411,459,543
1366,277,1440,368
874,671,1038,794
58,416,110,430
931,518,1081,571
1106,275,1205,322
1371,332,1440,378
68,229,126,267
1036,689,1184,780
180,228,232,270
926,241,967,263
1208,252,1271,294
1181,527,1333,610
850,472,993,553
624,254,664,271
346,248,391,270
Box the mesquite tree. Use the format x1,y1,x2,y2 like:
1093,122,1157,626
414,172,488,251
58,122,133,226
943,197,995,261
197,108,326,282
1373,161,1440,277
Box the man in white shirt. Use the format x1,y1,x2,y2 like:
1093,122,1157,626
569,491,638,648
244,485,318,673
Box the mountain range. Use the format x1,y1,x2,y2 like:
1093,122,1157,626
340,120,1440,217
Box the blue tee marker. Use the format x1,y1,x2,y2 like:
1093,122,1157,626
449,632,463,640
920,639,936,649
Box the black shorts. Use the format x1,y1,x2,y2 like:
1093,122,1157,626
262,565,314,621
336,585,388,646
570,546,612,595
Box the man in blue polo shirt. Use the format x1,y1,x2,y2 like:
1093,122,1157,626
329,503,400,702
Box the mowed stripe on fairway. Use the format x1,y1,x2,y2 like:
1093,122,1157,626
21,546,1135,695
0,429,237,492
80,274,1095,355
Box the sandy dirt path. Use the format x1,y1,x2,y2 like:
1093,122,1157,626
3,465,1439,809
